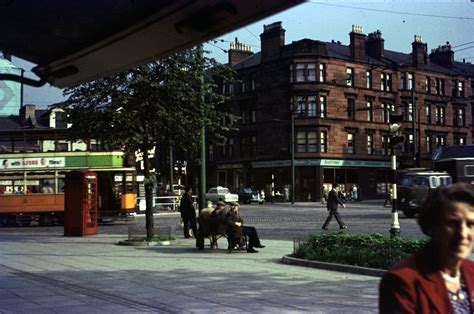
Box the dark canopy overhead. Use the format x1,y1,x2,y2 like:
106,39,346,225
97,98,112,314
0,0,302,87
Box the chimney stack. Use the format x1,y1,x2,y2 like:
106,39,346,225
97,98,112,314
430,43,454,68
349,24,366,62
260,21,285,62
228,37,254,66
411,35,427,67
365,30,384,59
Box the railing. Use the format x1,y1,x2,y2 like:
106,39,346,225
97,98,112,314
136,195,198,213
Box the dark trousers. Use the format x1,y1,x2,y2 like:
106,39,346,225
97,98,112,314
242,226,261,248
182,213,197,238
322,210,345,228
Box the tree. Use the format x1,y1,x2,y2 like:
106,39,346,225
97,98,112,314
59,46,234,240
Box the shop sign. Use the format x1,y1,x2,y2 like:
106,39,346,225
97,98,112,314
216,163,243,170
252,159,391,168
1,157,65,170
251,160,290,168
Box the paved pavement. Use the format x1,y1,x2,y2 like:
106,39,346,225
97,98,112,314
0,221,381,313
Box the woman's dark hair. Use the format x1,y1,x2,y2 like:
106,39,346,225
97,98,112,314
418,182,474,236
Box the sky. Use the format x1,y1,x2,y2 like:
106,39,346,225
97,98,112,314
13,0,474,108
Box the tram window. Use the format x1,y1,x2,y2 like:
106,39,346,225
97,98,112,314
58,178,65,193
439,176,452,186
40,179,55,193
429,177,439,188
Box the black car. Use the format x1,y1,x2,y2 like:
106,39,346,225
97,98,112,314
238,188,264,205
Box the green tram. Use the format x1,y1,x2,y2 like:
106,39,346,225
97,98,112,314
0,151,136,226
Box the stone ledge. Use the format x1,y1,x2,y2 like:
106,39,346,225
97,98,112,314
281,255,386,277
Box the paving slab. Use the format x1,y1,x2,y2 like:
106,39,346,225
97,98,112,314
0,230,380,313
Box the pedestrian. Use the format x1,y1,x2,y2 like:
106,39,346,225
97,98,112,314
321,186,327,204
226,202,265,253
321,183,347,230
379,182,474,313
179,186,197,239
352,185,359,202
283,185,289,203
384,188,393,207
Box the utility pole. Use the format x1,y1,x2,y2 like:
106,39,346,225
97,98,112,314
411,87,419,167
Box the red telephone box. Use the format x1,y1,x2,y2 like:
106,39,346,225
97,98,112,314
64,170,98,236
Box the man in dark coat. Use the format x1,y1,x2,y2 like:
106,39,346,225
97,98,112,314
179,186,197,238
321,183,347,230
226,202,265,253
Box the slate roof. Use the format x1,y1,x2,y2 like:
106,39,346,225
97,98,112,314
232,39,474,77
433,145,474,161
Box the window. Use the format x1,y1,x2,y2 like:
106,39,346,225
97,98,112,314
435,106,445,125
435,78,445,95
382,135,390,156
221,139,226,157
426,136,431,154
366,101,373,122
251,78,255,90
209,145,214,161
251,136,257,157
319,96,327,118
452,80,457,96
229,139,234,158
296,63,305,82
367,134,374,155
400,72,406,90
289,64,293,83
296,96,306,117
347,132,355,154
347,98,355,120
404,102,413,122
408,73,414,90
381,103,394,123
436,135,446,148
320,131,327,153
307,96,316,117
425,104,431,124
458,81,465,97
297,131,318,152
425,76,431,93
381,73,392,91
366,70,372,89
251,110,256,123
319,63,326,82
293,63,317,82
404,133,414,153
453,135,466,145
228,83,234,95
307,63,316,81
453,107,465,127
346,67,354,86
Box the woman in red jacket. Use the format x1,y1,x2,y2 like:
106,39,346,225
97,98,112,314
379,182,474,313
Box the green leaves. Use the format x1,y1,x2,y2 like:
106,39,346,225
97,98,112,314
294,232,427,270
59,46,235,155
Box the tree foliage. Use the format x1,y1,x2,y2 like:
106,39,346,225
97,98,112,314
57,47,234,240
59,47,234,155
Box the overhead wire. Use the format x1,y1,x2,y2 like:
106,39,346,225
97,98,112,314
307,1,474,20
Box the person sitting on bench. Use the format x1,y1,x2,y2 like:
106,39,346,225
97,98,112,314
226,202,265,253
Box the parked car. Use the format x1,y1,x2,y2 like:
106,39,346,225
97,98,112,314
205,186,238,204
238,187,264,204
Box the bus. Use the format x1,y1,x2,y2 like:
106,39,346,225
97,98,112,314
0,151,136,226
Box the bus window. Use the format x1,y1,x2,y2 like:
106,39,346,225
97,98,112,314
439,176,452,186
58,178,65,193
400,176,413,187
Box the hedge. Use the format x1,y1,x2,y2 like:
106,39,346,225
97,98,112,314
294,232,427,270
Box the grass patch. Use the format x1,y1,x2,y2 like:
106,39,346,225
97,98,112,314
294,232,427,270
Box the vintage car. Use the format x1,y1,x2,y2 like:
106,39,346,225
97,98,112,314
205,186,238,204
238,187,264,204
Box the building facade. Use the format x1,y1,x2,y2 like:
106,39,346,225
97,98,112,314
209,22,473,201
